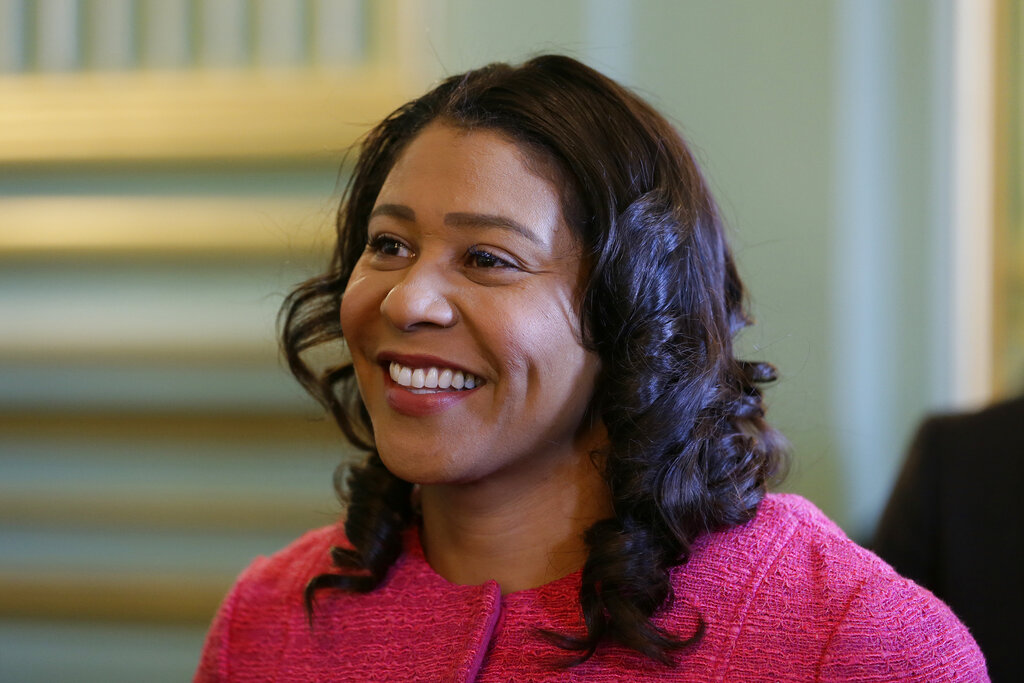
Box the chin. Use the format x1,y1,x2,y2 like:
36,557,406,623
376,445,462,486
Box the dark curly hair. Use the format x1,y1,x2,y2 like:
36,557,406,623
281,54,787,666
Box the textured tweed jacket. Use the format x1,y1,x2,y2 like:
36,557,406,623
195,494,987,682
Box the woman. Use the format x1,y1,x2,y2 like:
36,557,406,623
196,55,986,681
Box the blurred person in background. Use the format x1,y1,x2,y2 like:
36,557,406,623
874,393,1023,682
194,55,986,681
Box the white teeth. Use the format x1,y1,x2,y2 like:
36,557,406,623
387,362,481,391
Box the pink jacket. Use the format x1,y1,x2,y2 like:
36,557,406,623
195,494,987,681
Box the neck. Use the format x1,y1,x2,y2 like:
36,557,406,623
419,432,612,594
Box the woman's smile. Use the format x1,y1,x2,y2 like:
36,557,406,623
378,352,486,417
382,353,486,391
338,122,601,485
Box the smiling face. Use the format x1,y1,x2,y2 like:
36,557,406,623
339,122,602,486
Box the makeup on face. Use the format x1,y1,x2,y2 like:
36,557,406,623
339,122,601,486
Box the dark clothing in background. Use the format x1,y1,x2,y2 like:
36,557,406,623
873,396,1023,682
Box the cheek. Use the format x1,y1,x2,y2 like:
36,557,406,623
339,267,377,341
338,270,388,414
338,267,389,398
497,288,594,391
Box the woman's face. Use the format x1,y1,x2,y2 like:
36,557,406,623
340,122,601,485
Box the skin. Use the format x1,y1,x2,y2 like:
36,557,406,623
339,122,612,593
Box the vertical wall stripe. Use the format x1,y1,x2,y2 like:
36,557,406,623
198,0,249,68
388,0,441,86
86,0,135,70
950,0,996,407
929,0,956,408
582,0,633,84
35,0,80,71
312,0,364,66
0,0,27,72
832,0,899,536
254,0,307,67
139,0,191,68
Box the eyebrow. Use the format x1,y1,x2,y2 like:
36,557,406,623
369,203,543,245
369,203,416,221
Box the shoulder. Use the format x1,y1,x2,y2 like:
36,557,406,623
745,494,958,616
195,525,347,681
753,491,844,535
232,524,348,598
893,397,1024,518
817,566,989,681
702,493,903,613
916,395,1024,456
695,492,874,576
222,523,349,620
931,394,1024,430
682,494,988,681
763,495,987,681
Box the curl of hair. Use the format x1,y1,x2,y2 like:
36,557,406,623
281,54,787,666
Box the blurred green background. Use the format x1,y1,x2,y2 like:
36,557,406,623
1,0,1020,680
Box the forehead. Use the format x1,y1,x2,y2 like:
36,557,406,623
375,123,567,238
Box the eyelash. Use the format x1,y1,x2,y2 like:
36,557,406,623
366,234,409,257
466,247,515,269
366,235,518,270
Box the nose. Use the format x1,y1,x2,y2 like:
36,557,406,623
379,260,458,331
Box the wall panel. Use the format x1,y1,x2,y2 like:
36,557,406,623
0,1,419,679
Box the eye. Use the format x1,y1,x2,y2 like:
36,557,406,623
467,247,516,269
367,234,412,259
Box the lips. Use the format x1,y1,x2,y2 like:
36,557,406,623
377,352,484,416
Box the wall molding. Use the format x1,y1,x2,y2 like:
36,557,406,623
0,67,413,164
0,195,334,255
0,569,232,624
